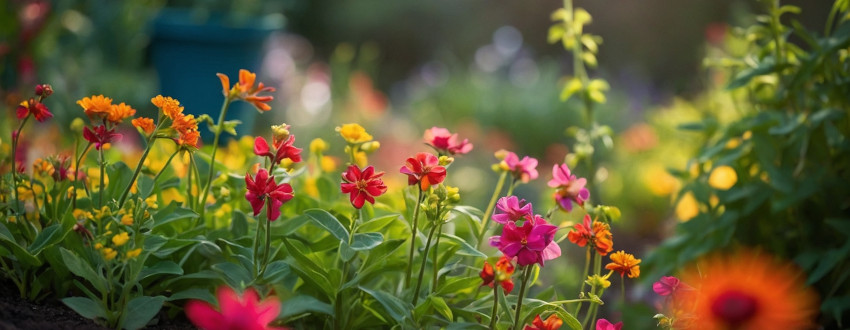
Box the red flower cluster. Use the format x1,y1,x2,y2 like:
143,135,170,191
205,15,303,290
245,168,294,221
254,135,302,166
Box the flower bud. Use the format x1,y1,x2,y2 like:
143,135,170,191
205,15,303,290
361,141,380,153
35,84,53,97
494,149,509,160
271,124,290,141
438,155,454,166
70,118,85,133
310,138,329,154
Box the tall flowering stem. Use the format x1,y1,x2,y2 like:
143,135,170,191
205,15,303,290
489,284,500,329
10,116,30,218
404,189,424,288
117,113,164,208
199,98,232,216
476,170,507,249
513,265,534,330
413,216,441,305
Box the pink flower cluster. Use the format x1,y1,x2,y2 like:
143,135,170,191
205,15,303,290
489,197,561,266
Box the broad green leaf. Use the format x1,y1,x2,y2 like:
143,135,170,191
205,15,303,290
60,248,106,293
138,261,184,281
356,214,399,233
62,297,106,320
212,262,252,290
281,239,334,299
231,209,249,238
340,242,356,262
726,58,780,90
440,233,486,258
262,260,291,283
304,209,349,242
521,299,582,330
359,286,412,323
350,232,383,251
138,175,154,198
152,202,199,229
123,296,167,330
0,224,41,267
437,276,480,296
279,295,334,319
429,296,453,321
166,288,216,305
27,224,67,255
105,162,134,203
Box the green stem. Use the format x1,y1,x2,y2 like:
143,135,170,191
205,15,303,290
152,149,179,183
432,221,443,291
574,246,592,315
259,199,272,277
476,171,508,249
252,212,263,278
489,284,500,329
72,143,92,210
10,116,30,218
199,99,232,218
551,298,597,305
98,148,105,209
513,265,533,330
412,220,440,305
581,284,597,329
405,189,424,288
186,152,194,211
117,114,165,208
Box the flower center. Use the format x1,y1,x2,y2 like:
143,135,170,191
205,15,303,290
711,290,759,326
521,238,527,245
356,180,369,190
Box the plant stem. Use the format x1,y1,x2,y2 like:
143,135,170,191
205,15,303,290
199,99,232,219
117,114,164,208
10,116,30,218
551,298,597,305
489,284,500,330
477,171,507,249
72,142,92,210
252,212,263,278
152,149,179,183
404,189,424,288
513,265,533,330
412,220,440,305
259,199,272,277
574,246,592,315
432,221,443,291
98,148,105,209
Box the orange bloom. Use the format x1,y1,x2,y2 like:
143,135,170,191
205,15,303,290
107,102,136,124
217,69,275,112
171,113,197,133
605,250,641,278
178,130,200,149
524,314,563,330
676,251,818,330
567,215,614,256
151,95,184,120
77,95,113,120
131,117,156,134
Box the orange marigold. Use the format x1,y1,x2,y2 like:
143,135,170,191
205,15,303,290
217,69,275,112
171,113,197,133
151,95,184,120
605,250,641,278
131,117,155,134
567,215,614,256
77,95,113,120
178,130,200,149
107,102,136,124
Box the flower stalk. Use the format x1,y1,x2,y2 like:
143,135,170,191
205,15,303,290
405,188,425,288
513,265,533,330
477,170,507,249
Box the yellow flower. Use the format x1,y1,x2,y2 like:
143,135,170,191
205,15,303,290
120,214,133,226
125,248,142,259
354,151,368,168
320,156,337,173
310,138,329,154
94,243,103,250
7,216,16,223
605,250,641,278
32,158,54,177
145,195,158,209
709,165,737,190
271,124,290,140
336,123,373,144
101,248,117,261
675,191,699,222
587,274,611,289
112,232,130,247
304,177,319,198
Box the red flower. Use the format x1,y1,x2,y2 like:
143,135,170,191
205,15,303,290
424,127,473,155
16,99,52,122
254,136,302,165
185,286,286,330
83,125,122,150
480,256,515,293
399,152,446,191
567,214,613,256
524,314,563,330
340,165,387,209
245,168,294,221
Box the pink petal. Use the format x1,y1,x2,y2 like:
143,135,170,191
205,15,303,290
185,300,226,330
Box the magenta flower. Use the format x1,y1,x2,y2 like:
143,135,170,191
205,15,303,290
16,98,52,122
489,216,560,266
245,168,294,221
548,163,589,212
341,165,387,209
254,135,302,165
504,152,538,183
185,286,286,330
399,152,446,191
492,196,533,224
596,319,623,330
653,275,693,296
83,125,122,150
424,127,473,155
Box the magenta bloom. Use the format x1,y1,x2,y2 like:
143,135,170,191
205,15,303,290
489,216,560,266
653,276,693,296
492,196,533,224
341,165,387,209
596,319,623,330
245,168,294,221
504,152,538,183
424,127,473,155
548,163,589,212
254,135,302,165
399,152,446,191
83,125,122,150
185,286,286,330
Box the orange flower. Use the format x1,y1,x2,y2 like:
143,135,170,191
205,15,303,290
107,102,136,124
77,95,113,120
151,95,184,120
171,113,197,133
567,215,614,256
605,250,641,278
131,117,156,134
676,251,818,330
178,130,200,149
217,69,275,112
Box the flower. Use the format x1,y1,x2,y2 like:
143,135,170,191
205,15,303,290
245,168,294,221
399,152,446,191
254,135,303,166
112,232,130,246
605,250,641,278
503,152,538,183
107,102,136,124
77,95,113,120
185,286,285,330
337,123,373,144
132,117,156,135
489,216,560,266
120,214,134,226
151,95,184,120
548,163,589,212
596,318,623,330
524,314,563,330
101,247,117,261
675,251,818,330
310,138,329,154
567,214,613,256
218,69,276,112
653,276,693,297
83,125,122,150
675,192,699,222
16,99,52,122
340,165,387,209
125,248,142,259
424,127,473,155
480,256,516,293
708,165,737,190
492,196,533,224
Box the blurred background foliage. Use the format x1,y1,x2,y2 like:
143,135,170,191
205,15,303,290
2,0,847,328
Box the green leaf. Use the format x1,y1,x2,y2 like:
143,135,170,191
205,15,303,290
212,262,253,290
166,288,216,305
304,209,349,242
429,296,453,321
27,224,67,255
138,261,184,281
0,223,41,267
437,276,480,296
62,297,106,320
726,58,779,90
350,232,383,251
359,286,412,323
356,214,399,233
262,260,291,282
281,239,335,299
60,248,106,293
105,162,134,204
340,241,356,262
220,120,242,136
231,210,249,238
440,233,486,258
152,202,199,229
123,296,167,330
279,295,334,319
138,175,154,198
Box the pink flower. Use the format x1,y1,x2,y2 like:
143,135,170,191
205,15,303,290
254,135,302,165
399,152,446,191
504,152,538,183
185,286,286,330
245,168,294,221
489,215,560,266
424,127,473,155
83,125,122,150
653,276,693,296
548,163,589,212
341,165,387,209
596,319,623,330
492,196,532,224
